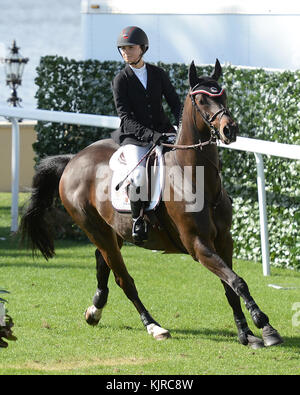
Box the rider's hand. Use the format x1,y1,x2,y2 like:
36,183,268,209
163,133,177,144
152,131,163,145
152,132,173,145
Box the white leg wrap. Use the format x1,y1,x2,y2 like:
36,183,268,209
146,323,170,340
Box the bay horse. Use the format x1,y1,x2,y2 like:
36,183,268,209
20,60,283,348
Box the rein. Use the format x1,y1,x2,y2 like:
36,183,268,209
162,137,216,150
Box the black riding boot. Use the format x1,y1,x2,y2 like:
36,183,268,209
130,199,148,243
129,185,148,243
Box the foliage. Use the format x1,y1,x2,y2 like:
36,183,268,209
0,289,17,348
34,57,123,157
34,57,299,270
0,289,9,303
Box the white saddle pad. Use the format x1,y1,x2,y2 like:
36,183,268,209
109,146,164,213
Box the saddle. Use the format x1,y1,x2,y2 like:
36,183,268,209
109,146,165,213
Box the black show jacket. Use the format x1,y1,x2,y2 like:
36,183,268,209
111,63,181,146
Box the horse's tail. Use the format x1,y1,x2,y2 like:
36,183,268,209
19,154,74,260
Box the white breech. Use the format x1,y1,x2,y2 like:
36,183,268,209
122,143,152,188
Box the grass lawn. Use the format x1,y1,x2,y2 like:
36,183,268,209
0,192,300,375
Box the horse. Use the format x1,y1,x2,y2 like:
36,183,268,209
20,59,283,348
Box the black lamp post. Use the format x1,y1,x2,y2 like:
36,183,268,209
4,40,29,107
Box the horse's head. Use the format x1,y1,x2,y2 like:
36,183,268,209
188,59,238,145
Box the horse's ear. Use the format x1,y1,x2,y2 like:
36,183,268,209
211,59,222,81
188,60,198,89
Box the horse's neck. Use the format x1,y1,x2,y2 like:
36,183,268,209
177,101,212,143
176,111,219,167
174,107,221,196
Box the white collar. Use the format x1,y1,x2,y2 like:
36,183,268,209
130,63,147,73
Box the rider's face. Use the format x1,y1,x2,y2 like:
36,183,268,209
120,45,143,65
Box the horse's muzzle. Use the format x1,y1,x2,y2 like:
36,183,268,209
220,121,238,145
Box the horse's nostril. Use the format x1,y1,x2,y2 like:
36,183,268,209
223,126,231,139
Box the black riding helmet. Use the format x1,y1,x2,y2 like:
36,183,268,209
117,26,149,55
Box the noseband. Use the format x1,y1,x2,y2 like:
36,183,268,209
190,84,230,142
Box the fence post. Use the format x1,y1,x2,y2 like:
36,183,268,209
10,117,20,233
254,153,270,276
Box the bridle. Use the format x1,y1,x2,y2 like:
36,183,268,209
162,83,231,151
189,83,231,143
160,81,230,209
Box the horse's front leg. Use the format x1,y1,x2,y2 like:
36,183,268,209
214,231,265,348
85,249,111,326
187,235,283,347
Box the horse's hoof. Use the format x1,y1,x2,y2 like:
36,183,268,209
246,334,265,349
146,323,171,340
85,305,102,326
0,338,8,348
262,324,283,347
238,330,265,349
237,326,264,349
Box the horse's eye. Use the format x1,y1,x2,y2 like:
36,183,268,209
198,96,206,105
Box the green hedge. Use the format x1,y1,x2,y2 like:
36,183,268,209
34,56,300,270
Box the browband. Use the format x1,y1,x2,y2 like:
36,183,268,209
190,85,224,97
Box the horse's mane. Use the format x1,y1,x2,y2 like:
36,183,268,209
175,100,186,144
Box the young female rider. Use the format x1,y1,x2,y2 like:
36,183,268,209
111,26,181,243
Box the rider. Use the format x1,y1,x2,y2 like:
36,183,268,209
111,26,181,243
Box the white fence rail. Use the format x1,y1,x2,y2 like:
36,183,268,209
1,105,299,276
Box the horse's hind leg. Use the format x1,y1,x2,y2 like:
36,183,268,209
85,252,109,326
86,235,122,325
100,245,171,340
85,249,111,326
82,213,170,340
